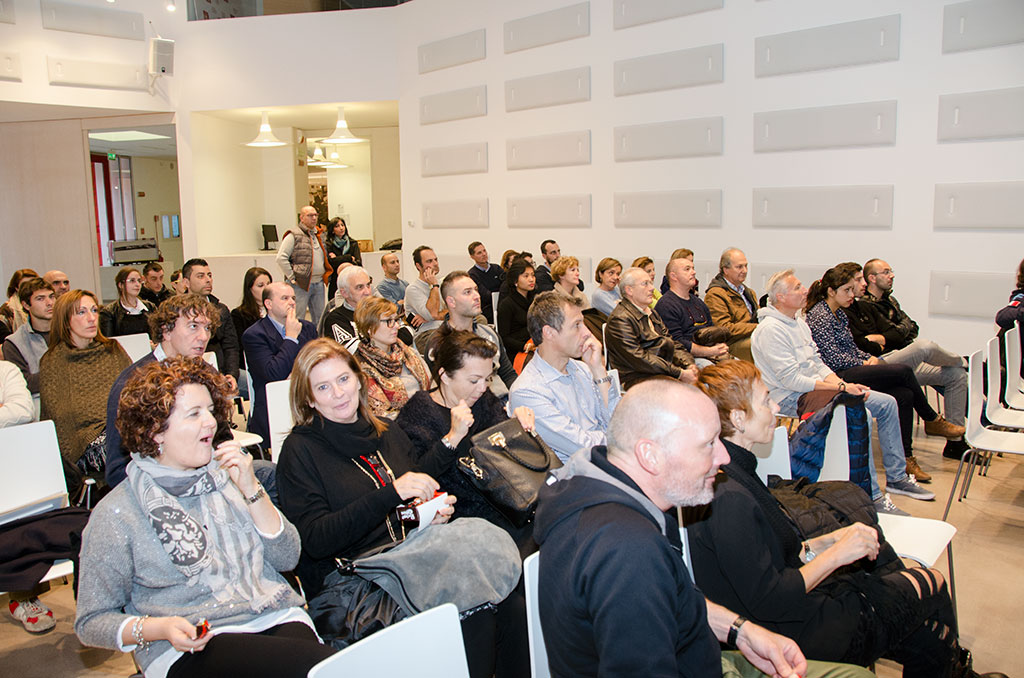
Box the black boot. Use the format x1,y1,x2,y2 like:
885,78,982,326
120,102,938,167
943,439,970,460
954,647,1010,678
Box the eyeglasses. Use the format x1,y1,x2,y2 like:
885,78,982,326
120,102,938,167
379,317,400,327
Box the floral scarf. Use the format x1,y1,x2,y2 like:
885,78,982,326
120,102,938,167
356,341,431,418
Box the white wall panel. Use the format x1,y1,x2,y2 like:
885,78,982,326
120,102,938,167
748,263,830,297
421,142,488,177
942,0,1024,54
40,0,143,40
422,199,490,229
614,44,724,96
614,190,722,228
934,181,1024,230
614,117,723,161
937,86,1024,142
418,29,486,74
507,195,591,228
507,130,591,170
46,56,147,91
752,185,894,229
0,0,14,24
419,85,488,125
754,100,897,152
505,66,590,112
929,271,1011,318
755,15,900,78
613,0,723,30
504,2,589,54
0,52,21,81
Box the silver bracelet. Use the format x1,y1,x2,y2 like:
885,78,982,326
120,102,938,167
245,483,266,505
593,375,612,386
132,615,150,649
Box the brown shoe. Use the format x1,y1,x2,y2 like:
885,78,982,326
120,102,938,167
924,416,966,440
905,455,932,483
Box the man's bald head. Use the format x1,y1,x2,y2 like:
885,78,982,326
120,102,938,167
43,270,70,298
608,380,709,457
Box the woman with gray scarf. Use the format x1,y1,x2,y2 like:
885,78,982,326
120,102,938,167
74,357,334,678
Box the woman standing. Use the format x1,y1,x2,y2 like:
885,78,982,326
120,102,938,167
75,357,333,678
40,289,132,480
100,267,155,338
590,258,622,315
325,217,362,299
496,259,536,359
550,256,590,310
231,267,272,371
352,296,431,419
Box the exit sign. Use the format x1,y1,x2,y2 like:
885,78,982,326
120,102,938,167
107,152,117,160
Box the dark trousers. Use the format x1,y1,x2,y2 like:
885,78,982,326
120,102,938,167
838,363,937,457
166,622,336,678
461,587,530,678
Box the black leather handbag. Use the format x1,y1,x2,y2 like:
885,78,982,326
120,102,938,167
457,419,562,528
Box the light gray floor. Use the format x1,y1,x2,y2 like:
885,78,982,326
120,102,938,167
1,429,1022,677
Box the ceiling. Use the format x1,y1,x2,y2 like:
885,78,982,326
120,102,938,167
201,100,399,137
88,124,178,159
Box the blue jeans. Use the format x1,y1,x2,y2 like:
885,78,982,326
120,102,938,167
291,280,325,325
779,390,908,500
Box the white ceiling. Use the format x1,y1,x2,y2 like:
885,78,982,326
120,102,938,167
200,100,399,137
88,124,178,159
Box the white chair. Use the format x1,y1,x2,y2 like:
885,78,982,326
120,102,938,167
1001,324,1024,407
752,425,790,484
523,553,551,678
265,379,293,462
491,291,500,327
114,332,152,363
984,336,1024,427
202,351,218,369
231,429,263,449
818,403,852,482
307,603,469,678
0,420,75,592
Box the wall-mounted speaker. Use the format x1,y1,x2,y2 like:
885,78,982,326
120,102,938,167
148,37,174,76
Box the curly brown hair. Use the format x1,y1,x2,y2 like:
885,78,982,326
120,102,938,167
116,356,234,458
148,294,221,343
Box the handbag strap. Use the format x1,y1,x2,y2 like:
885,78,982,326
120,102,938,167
494,431,552,472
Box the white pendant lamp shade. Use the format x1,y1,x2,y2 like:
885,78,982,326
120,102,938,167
321,107,365,144
308,145,329,166
246,111,287,147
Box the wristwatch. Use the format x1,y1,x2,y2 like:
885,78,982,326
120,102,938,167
245,483,266,505
593,375,612,386
802,540,817,563
440,435,456,450
727,615,747,647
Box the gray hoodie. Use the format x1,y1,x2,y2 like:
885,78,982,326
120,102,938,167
751,304,831,407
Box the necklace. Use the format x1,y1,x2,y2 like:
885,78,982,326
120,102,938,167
350,453,406,543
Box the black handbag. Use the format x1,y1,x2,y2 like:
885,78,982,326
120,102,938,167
457,418,562,528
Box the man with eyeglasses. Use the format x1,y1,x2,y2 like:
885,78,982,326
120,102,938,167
243,282,317,447
277,205,332,323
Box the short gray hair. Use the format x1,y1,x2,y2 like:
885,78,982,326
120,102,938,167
765,269,796,304
719,247,743,272
607,379,704,455
618,267,649,295
337,265,369,293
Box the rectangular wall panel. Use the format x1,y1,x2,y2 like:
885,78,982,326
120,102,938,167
929,271,1011,318
755,15,900,78
614,190,722,228
507,130,591,170
418,29,486,74
943,0,1024,53
422,199,489,229
507,195,592,228
614,117,723,161
937,86,1024,142
614,44,724,96
40,0,143,40
421,142,488,177
752,185,893,228
0,0,15,24
419,85,487,125
754,100,897,152
749,263,830,297
934,181,1024,230
613,0,723,30
504,2,589,53
47,56,147,91
0,52,21,81
505,67,590,112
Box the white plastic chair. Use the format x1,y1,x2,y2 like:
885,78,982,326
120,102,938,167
265,379,293,462
523,553,551,678
752,425,790,484
818,403,852,482
202,351,218,369
114,332,152,363
307,603,469,678
984,336,1024,427
1005,323,1024,401
0,420,75,592
491,291,500,327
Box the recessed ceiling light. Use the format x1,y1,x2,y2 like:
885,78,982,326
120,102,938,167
88,131,172,142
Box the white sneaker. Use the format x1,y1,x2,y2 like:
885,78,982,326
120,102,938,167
9,598,56,633
874,493,910,516
887,476,935,501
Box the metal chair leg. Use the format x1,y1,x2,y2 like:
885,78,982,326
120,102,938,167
947,543,957,624
943,452,971,520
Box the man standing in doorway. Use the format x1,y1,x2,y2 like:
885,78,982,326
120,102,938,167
276,205,332,323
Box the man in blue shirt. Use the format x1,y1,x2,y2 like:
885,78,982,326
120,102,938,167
375,252,408,312
509,291,619,462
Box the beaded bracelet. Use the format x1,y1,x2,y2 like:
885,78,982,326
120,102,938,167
132,615,150,649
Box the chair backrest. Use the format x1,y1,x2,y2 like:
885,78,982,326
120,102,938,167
0,420,68,525
677,520,695,584
966,349,986,445
601,322,609,368
1006,323,1022,393
492,291,500,326
523,553,551,678
266,379,293,462
307,603,469,678
114,333,152,363
818,403,851,481
203,351,218,370
985,336,1005,419
752,426,792,483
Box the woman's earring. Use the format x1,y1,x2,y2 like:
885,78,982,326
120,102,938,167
157,443,164,456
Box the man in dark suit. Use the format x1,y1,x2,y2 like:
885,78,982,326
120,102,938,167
243,282,317,447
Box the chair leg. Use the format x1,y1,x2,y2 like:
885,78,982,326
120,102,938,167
947,543,957,625
962,451,982,499
943,453,970,520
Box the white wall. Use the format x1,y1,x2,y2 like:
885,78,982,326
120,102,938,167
395,0,1024,353
132,156,184,273
325,142,374,241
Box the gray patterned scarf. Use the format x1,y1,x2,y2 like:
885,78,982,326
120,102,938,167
126,453,290,613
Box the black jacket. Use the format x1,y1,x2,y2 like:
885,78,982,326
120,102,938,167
205,294,240,380
99,299,155,338
534,446,720,678
859,290,919,349
496,289,534,355
468,264,504,324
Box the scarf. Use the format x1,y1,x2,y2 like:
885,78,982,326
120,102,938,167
126,453,291,613
720,439,804,568
328,233,352,254
357,340,430,417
